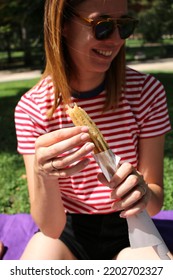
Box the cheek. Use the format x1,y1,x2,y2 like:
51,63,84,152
70,28,91,46
66,30,93,59
64,20,93,50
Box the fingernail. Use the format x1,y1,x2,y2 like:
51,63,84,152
120,212,126,218
81,133,89,141
85,142,95,151
81,126,89,132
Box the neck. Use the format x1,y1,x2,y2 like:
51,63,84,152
70,73,105,93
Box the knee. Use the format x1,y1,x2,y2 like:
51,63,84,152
115,247,132,260
0,241,4,259
115,246,162,260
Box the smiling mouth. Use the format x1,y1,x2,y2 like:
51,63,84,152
94,49,113,57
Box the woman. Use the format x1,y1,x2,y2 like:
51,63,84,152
15,0,171,259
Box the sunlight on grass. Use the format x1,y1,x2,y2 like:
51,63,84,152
0,153,29,213
0,79,37,213
163,157,173,210
0,78,39,97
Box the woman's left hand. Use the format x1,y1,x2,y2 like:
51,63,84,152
98,162,151,218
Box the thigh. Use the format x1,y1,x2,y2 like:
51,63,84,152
0,241,4,259
114,246,162,260
60,212,130,260
20,232,77,260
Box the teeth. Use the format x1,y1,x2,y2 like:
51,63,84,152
96,50,112,57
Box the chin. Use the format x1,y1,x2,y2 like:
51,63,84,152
95,64,111,73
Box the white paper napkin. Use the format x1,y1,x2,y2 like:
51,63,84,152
93,149,170,260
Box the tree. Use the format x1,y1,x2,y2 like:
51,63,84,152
129,0,173,43
0,0,173,68
153,0,173,37
138,9,163,43
0,0,44,67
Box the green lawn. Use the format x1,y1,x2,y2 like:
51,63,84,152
0,79,39,213
0,73,172,213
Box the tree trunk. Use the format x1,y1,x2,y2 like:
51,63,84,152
21,25,32,66
5,33,12,64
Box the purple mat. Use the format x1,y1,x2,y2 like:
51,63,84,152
0,213,38,260
152,210,173,253
0,211,172,260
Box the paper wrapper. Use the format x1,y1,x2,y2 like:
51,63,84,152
93,149,171,260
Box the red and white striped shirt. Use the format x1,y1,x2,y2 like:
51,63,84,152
15,67,171,214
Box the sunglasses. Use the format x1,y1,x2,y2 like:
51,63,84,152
72,12,138,40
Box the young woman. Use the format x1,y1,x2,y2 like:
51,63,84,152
15,0,171,260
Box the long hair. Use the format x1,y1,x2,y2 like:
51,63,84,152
43,0,126,117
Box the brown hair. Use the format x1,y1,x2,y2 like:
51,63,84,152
43,0,126,117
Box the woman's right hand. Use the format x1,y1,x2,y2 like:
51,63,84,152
34,126,95,179
23,126,94,237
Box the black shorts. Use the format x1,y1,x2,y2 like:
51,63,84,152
59,212,130,260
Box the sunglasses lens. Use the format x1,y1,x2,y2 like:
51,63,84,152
95,21,114,40
118,21,137,39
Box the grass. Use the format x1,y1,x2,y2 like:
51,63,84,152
125,38,173,61
0,79,39,213
0,73,172,214
126,38,173,48
154,73,173,210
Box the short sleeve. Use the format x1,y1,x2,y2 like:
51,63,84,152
138,75,171,138
14,77,57,154
15,94,47,154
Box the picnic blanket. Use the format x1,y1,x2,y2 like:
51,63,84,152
0,211,172,260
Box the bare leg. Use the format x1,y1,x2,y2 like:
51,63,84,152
20,232,77,260
114,246,162,260
0,241,4,259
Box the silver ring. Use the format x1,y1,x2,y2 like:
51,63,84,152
51,159,58,171
140,184,147,196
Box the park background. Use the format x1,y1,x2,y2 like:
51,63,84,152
0,0,173,213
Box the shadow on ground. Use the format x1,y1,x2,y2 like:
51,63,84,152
0,87,30,153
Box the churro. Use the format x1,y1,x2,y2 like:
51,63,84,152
66,103,109,154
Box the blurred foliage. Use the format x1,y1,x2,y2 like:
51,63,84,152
0,0,45,68
0,0,173,69
131,0,173,43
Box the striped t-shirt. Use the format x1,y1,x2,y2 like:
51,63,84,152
15,67,171,214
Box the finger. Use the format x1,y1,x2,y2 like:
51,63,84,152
138,184,147,196
48,158,91,178
38,132,91,163
109,162,134,189
119,195,148,218
110,173,139,199
98,163,136,189
35,126,89,148
111,184,147,211
44,142,95,171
